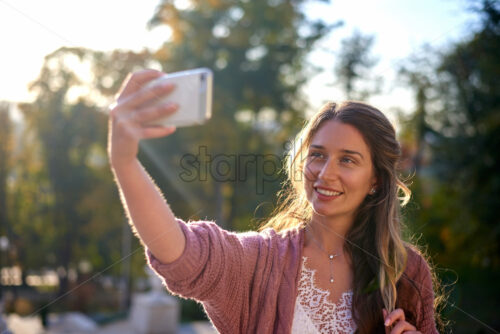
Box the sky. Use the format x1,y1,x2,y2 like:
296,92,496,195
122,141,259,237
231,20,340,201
0,0,478,118
303,0,478,116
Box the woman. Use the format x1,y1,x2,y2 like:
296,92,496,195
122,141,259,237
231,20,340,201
108,69,441,333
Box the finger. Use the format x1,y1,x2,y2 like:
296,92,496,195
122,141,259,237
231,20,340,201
119,81,175,111
118,69,164,99
385,308,405,327
383,309,391,334
140,126,176,139
131,102,178,124
390,320,416,334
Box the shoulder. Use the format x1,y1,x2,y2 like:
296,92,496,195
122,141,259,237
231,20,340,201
397,244,435,318
258,225,304,253
259,225,303,241
398,246,439,333
397,244,435,302
182,219,301,237
178,219,303,251
403,244,433,281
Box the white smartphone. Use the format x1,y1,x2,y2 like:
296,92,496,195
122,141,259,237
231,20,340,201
145,68,213,127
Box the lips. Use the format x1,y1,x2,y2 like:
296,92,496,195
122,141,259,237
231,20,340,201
314,186,343,197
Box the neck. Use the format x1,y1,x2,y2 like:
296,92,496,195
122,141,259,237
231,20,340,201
306,214,354,255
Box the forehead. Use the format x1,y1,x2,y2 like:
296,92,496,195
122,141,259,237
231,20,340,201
310,121,371,155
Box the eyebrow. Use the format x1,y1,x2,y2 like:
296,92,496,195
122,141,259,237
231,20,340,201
309,145,365,160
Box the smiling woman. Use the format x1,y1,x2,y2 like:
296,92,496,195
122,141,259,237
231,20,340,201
109,70,441,334
259,101,442,333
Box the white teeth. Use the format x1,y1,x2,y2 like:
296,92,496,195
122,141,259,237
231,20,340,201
316,188,342,196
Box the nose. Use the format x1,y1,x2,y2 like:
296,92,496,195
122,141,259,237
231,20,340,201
317,158,339,181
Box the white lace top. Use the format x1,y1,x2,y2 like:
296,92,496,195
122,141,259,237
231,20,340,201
291,257,357,334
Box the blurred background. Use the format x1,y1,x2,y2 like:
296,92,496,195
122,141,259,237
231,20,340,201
0,0,498,333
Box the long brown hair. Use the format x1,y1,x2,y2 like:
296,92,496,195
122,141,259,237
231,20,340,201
259,101,444,333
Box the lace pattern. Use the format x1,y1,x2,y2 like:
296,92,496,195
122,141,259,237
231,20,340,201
291,256,357,334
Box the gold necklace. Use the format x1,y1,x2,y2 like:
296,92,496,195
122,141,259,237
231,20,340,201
306,226,341,284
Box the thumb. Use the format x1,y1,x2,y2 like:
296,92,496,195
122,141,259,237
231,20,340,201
382,308,387,319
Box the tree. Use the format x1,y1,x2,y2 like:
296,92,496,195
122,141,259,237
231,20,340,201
16,47,155,298
397,48,441,175
431,0,499,270
0,102,13,246
398,1,500,331
0,102,14,299
334,30,381,100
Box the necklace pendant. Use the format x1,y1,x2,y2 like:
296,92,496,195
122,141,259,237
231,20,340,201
330,278,334,283
329,254,334,259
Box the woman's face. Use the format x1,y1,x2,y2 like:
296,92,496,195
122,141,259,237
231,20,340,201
303,120,377,223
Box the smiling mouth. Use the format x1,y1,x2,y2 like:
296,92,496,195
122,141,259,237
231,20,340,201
314,187,343,196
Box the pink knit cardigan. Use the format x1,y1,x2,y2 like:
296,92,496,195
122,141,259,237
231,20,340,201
147,219,438,334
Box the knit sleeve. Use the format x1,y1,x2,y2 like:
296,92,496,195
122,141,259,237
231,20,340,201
146,218,261,299
415,254,439,334
145,218,266,332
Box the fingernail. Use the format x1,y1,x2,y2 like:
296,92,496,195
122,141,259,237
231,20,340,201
384,319,390,326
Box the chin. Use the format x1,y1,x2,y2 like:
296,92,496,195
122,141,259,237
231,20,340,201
311,206,341,218
311,202,356,221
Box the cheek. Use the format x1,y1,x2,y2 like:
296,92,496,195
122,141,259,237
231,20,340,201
342,170,370,191
302,162,316,182
302,170,313,192
353,174,373,193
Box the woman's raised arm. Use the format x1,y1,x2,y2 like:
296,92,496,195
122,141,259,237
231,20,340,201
108,69,185,264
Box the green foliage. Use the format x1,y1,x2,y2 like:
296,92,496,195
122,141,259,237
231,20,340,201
0,102,13,237
406,1,500,270
0,102,14,276
150,0,333,117
399,1,500,331
334,30,381,100
11,47,155,297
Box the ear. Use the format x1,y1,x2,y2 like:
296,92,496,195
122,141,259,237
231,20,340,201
368,176,378,195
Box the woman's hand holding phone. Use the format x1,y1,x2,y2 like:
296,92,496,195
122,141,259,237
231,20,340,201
108,69,179,167
107,69,186,264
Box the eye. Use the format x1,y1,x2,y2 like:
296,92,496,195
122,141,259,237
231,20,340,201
309,151,325,159
340,156,355,164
